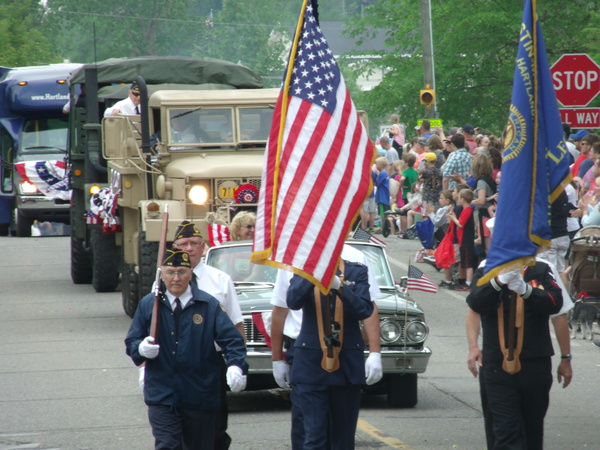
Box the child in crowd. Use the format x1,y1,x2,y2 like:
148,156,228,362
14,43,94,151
392,159,407,208
426,189,454,244
446,188,476,290
399,153,418,207
372,156,390,220
420,152,442,210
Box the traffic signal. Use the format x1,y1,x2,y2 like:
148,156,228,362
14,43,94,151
420,87,435,106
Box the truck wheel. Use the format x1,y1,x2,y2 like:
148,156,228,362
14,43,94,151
139,231,158,299
16,210,33,237
122,262,139,318
91,228,120,292
71,231,92,284
387,373,418,408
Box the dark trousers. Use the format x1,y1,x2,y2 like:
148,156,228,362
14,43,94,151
148,404,216,450
295,383,361,450
215,352,232,449
483,358,552,450
285,338,305,450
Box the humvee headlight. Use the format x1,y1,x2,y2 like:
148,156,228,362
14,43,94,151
20,180,38,194
380,319,401,343
405,321,428,344
189,185,208,205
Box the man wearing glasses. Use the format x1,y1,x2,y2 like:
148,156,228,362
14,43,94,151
125,248,247,449
172,220,243,450
577,134,600,179
104,81,142,117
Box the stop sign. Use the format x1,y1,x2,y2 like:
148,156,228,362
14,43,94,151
551,54,600,106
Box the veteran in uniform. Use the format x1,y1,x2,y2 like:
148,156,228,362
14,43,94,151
287,260,373,450
125,249,247,450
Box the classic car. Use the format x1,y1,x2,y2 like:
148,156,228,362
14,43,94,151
204,239,431,407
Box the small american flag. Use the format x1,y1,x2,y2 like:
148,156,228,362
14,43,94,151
353,227,386,248
207,223,231,247
407,265,438,294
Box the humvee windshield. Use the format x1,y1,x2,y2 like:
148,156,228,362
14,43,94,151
168,106,273,148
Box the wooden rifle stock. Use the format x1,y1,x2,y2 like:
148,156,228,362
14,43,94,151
150,205,169,341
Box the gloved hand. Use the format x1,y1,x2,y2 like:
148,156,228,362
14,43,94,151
138,366,145,391
226,366,247,392
365,352,383,385
331,276,342,290
138,336,160,359
507,275,528,295
497,269,520,285
272,360,291,389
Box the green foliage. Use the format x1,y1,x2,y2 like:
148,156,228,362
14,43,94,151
344,0,597,136
0,1,61,66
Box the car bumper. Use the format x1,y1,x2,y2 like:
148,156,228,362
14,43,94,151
245,346,431,375
17,196,70,218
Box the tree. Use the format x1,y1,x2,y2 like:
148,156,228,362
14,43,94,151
44,0,200,62
0,0,60,67
343,0,596,135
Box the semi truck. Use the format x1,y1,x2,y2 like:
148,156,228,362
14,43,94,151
0,64,80,236
66,56,278,316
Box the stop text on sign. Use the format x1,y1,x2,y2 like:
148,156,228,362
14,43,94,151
552,70,598,91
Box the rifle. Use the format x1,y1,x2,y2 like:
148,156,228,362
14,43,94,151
150,205,169,341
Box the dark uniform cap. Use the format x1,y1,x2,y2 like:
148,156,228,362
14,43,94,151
174,220,203,241
161,249,192,267
130,80,140,92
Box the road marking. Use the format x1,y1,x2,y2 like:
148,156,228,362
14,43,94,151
357,419,413,449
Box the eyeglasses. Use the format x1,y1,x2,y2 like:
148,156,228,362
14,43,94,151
131,91,140,97
175,241,202,249
243,225,256,230
163,269,189,278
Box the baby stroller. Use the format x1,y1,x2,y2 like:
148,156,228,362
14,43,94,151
570,225,600,299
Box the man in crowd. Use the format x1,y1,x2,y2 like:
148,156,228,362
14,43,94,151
125,249,247,449
442,133,472,190
462,124,477,153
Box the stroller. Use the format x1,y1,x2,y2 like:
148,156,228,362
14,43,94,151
570,225,600,299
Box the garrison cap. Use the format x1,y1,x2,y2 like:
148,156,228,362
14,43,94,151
161,249,192,268
174,220,203,241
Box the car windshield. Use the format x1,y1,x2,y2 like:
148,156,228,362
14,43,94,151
20,117,68,153
346,243,395,288
239,107,273,142
205,244,278,284
169,108,234,147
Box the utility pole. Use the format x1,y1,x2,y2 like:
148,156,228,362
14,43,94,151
419,0,437,119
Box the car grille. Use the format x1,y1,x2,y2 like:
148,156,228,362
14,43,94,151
243,316,268,345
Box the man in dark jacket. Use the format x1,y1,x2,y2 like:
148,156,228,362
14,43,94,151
466,261,563,450
287,260,373,450
125,249,247,450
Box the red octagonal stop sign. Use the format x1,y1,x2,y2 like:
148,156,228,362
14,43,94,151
551,53,600,107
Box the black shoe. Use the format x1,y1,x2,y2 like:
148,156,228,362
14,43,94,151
382,218,390,238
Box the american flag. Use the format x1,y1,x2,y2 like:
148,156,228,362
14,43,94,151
251,0,374,294
353,227,386,248
407,265,438,294
207,223,231,247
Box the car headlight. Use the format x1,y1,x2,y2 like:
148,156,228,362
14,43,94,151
20,180,39,194
405,320,428,344
380,319,401,343
188,185,208,205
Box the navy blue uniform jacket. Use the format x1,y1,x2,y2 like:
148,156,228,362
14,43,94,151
287,261,373,386
466,261,563,363
125,283,247,411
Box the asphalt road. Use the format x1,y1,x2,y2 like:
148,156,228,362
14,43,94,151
0,235,598,449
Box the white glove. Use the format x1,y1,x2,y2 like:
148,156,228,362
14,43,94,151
139,336,159,359
497,269,520,285
226,366,247,392
138,366,145,391
507,275,528,295
331,276,342,290
365,352,383,385
272,360,291,389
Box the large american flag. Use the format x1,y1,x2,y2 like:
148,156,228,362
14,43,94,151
251,0,374,294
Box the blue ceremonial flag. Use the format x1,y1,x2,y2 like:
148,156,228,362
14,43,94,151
478,0,571,285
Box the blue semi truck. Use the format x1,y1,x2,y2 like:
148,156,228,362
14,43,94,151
0,64,80,236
